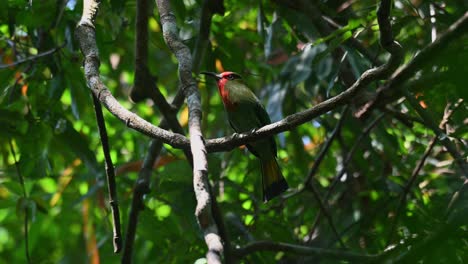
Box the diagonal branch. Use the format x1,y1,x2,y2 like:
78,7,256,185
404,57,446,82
356,11,468,118
0,43,65,69
403,90,467,176
75,23,188,147
386,99,463,246
92,94,122,253
309,113,385,238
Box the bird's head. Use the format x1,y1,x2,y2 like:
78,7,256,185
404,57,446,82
201,71,243,89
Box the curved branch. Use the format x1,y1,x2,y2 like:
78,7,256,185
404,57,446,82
75,25,188,148
77,0,122,254
155,1,222,263
356,11,468,118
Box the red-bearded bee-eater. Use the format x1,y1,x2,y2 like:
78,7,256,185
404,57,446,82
201,71,289,202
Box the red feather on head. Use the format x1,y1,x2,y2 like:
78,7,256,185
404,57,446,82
216,71,240,110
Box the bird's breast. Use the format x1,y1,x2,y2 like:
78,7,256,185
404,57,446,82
218,85,237,110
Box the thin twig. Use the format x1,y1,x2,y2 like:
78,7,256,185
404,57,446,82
92,94,122,253
76,0,122,254
386,136,438,246
308,0,399,239
9,140,31,264
233,240,383,262
309,183,347,249
356,11,468,118
122,139,163,264
306,107,349,187
284,106,348,199
0,43,65,69
387,99,464,245
403,90,467,176
283,107,348,248
309,113,385,237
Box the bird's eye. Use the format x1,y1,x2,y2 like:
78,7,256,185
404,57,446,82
227,74,235,80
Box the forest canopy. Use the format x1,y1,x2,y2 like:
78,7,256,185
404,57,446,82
0,0,467,263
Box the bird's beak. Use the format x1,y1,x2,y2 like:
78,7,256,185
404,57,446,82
200,71,222,80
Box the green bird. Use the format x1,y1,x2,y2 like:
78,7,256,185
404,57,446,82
201,71,289,202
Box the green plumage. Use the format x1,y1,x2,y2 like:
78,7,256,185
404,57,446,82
223,79,277,159
219,75,289,202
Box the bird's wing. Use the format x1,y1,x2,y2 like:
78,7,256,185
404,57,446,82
253,101,272,127
251,100,278,158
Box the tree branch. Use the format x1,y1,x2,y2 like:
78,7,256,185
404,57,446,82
393,206,467,262
284,107,348,248
403,90,467,176
192,0,224,73
155,1,222,263
122,139,163,264
129,0,151,103
123,0,194,259
9,140,31,264
356,11,468,118
309,113,385,237
305,107,348,188
232,240,382,262
77,0,122,254
92,94,122,253
387,99,463,246
75,24,188,147
0,43,65,69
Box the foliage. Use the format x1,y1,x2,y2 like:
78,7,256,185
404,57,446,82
0,0,467,263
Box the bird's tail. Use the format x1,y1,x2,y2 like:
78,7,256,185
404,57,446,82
261,158,289,202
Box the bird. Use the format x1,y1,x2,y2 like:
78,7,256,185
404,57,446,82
201,71,288,202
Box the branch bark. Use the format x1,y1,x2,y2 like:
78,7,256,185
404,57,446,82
92,94,122,253
356,11,468,118
386,99,463,246
76,0,122,254
233,240,382,262
0,43,65,69
403,90,467,176
155,1,223,263
122,139,162,264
